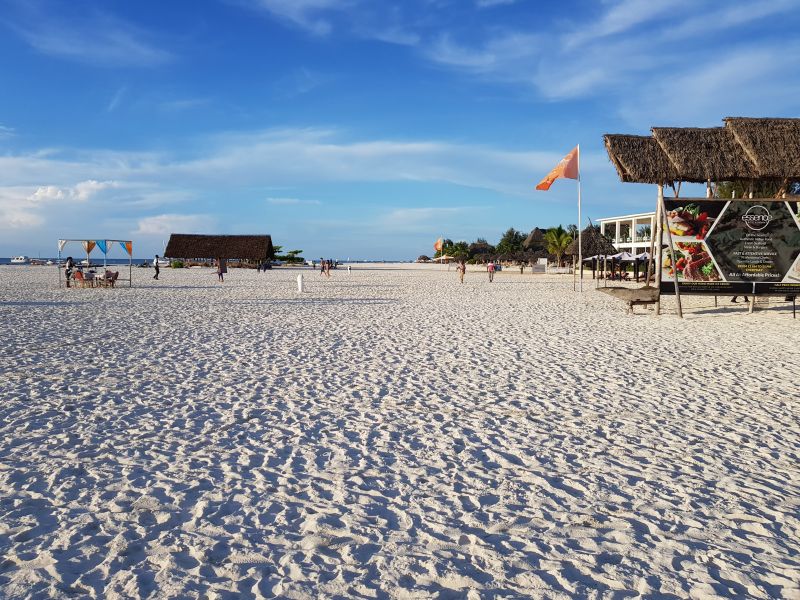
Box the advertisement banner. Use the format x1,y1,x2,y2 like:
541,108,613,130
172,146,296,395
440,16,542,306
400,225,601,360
660,199,800,296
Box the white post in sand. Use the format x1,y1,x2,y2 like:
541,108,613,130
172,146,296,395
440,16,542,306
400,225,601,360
577,144,582,292
297,274,304,293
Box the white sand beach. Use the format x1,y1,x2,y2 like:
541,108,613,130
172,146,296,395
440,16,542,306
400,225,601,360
1,264,799,599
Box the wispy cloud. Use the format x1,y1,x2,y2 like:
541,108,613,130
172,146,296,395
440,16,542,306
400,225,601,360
0,126,583,238
3,1,173,67
0,124,15,139
107,87,127,112
243,0,351,36
562,0,692,49
619,42,800,125
415,0,800,125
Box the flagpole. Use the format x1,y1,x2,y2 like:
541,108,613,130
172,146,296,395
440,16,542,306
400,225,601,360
577,144,582,292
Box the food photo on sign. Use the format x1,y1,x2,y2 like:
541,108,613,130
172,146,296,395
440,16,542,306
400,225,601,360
662,241,722,282
665,200,727,240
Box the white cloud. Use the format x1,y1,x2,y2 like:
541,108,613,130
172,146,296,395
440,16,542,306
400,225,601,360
563,0,692,49
27,180,118,203
246,0,350,35
134,214,216,235
425,31,539,72
4,2,172,67
619,43,800,125
0,124,14,138
0,187,44,230
28,185,65,203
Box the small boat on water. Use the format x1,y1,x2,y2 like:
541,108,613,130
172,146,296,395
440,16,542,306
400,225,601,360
10,256,29,264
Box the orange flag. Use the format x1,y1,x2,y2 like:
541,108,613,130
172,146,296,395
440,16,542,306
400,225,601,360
433,238,443,252
536,146,579,191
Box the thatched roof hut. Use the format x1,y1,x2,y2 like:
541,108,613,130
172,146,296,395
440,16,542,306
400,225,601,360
165,234,275,261
606,117,800,185
724,117,800,180
565,225,617,256
523,227,547,250
604,134,678,184
651,126,757,183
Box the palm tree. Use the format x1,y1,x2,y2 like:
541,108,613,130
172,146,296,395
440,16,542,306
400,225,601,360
566,224,578,240
544,227,572,267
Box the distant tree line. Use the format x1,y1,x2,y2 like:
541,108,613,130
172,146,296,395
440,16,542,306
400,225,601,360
429,225,578,266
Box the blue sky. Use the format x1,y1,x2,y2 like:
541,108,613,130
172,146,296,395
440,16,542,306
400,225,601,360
1,0,799,259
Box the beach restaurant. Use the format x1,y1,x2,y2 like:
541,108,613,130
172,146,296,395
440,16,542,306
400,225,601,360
604,116,800,318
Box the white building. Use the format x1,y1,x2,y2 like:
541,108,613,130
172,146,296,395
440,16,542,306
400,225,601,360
596,211,655,255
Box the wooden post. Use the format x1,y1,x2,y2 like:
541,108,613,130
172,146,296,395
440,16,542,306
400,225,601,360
646,198,659,287
660,184,683,318
654,191,663,315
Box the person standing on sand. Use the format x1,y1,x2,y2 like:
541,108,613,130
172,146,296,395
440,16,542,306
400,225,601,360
216,257,227,282
320,258,325,277
457,260,466,284
153,255,160,280
64,256,74,287
487,260,496,283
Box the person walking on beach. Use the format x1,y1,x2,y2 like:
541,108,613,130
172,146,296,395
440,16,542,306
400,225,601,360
216,257,227,282
731,295,749,303
487,260,496,283
457,260,466,284
320,258,325,277
64,256,74,287
153,255,160,280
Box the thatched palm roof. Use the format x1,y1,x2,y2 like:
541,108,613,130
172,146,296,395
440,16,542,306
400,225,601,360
606,117,800,185
603,134,678,184
651,126,757,183
724,117,800,179
165,234,275,260
565,225,617,256
523,227,547,249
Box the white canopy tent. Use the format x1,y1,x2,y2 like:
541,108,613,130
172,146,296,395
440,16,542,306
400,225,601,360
57,239,134,288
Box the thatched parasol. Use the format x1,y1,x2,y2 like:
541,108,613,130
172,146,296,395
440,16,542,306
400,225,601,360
522,227,547,250
723,117,800,180
651,126,757,183
565,225,617,256
165,234,275,261
604,134,678,184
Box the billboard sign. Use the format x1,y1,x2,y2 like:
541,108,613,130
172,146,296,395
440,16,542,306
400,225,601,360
660,199,800,295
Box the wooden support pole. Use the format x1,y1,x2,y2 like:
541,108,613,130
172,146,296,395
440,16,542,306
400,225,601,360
654,190,663,315
660,184,683,318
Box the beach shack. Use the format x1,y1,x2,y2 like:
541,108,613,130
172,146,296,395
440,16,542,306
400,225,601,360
604,117,800,318
164,234,275,267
